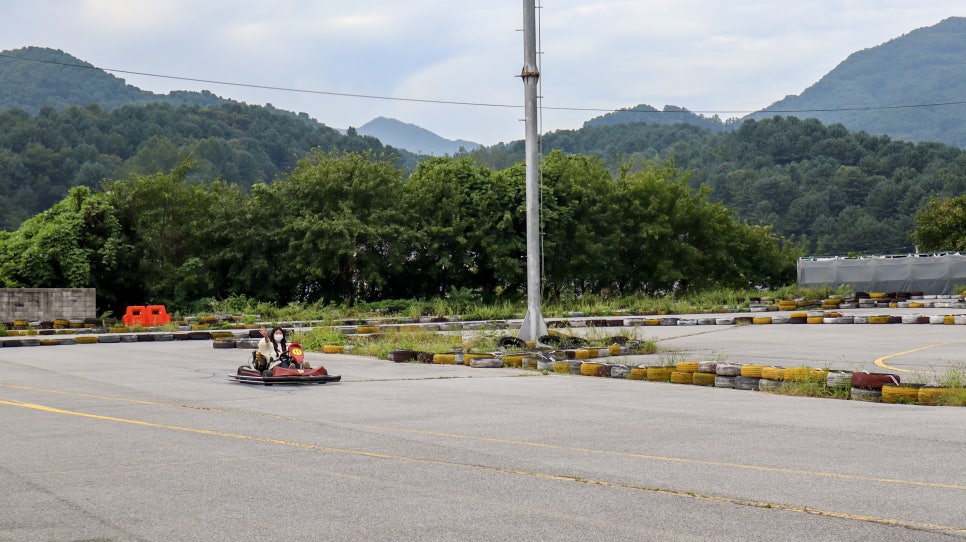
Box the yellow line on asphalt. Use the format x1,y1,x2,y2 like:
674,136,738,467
3,383,964,492
874,340,966,373
1,397,963,536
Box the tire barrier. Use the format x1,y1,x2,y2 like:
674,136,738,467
629,367,647,380
691,372,716,386
322,345,345,354
610,365,630,378
697,361,717,374
760,366,783,381
734,376,760,390
851,371,900,390
469,357,503,368
758,378,783,391
715,375,737,388
503,354,524,368
675,361,700,373
670,371,693,384
552,361,571,374
580,362,602,376
715,363,742,377
740,365,765,378
918,386,965,406
388,350,418,362
433,353,456,364
826,370,853,388
881,384,925,404
646,366,673,382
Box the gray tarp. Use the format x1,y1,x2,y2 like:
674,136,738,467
797,253,966,295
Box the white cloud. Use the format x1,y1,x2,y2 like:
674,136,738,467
0,0,964,143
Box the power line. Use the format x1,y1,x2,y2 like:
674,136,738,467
3,52,966,116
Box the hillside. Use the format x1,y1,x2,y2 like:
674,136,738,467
357,116,480,156
0,47,226,112
584,104,735,132
749,16,966,148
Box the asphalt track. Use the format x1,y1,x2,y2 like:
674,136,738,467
1,317,964,541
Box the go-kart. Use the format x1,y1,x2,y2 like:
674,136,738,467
229,342,341,385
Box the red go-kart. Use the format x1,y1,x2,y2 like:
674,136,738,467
229,342,341,385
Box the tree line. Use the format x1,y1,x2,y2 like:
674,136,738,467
464,116,966,256
0,101,415,230
0,151,797,314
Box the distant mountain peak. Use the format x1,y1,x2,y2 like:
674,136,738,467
749,16,966,147
357,117,480,156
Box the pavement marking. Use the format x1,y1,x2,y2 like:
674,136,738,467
1,397,963,536
875,340,966,373
3,383,964,492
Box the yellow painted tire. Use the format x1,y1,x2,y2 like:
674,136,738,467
675,361,700,373
356,326,380,334
464,353,489,366
629,367,647,380
322,345,345,353
670,371,693,384
752,317,772,325
504,355,524,368
644,318,661,326
691,372,716,386
433,353,456,364
882,384,924,404
944,315,956,325
740,365,765,378
552,361,571,374
76,336,98,344
760,366,783,380
210,331,233,340
646,367,673,382
806,316,824,324
918,386,966,406
868,315,891,324
580,362,602,376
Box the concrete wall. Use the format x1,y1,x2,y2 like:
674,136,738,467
0,288,96,322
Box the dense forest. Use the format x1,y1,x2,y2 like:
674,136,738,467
0,152,796,314
0,102,417,229
464,116,966,255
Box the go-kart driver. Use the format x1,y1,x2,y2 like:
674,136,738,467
257,326,296,370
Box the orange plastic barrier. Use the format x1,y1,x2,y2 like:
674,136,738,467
122,305,171,326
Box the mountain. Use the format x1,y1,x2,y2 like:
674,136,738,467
584,104,736,132
0,46,226,112
748,16,966,148
357,116,480,156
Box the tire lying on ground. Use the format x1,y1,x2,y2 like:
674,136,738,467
716,363,742,377
692,372,716,386
850,387,882,402
734,376,760,390
714,375,737,388
470,357,503,368
881,384,924,404
670,371,693,384
851,371,900,390
646,366,673,382
826,370,853,388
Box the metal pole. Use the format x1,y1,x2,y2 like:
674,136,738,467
518,0,548,343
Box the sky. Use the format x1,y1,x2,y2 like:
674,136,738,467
1,1,964,145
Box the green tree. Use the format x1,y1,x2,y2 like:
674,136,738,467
0,186,121,301
913,195,966,251
269,151,408,303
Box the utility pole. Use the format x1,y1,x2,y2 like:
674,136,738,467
518,0,548,344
